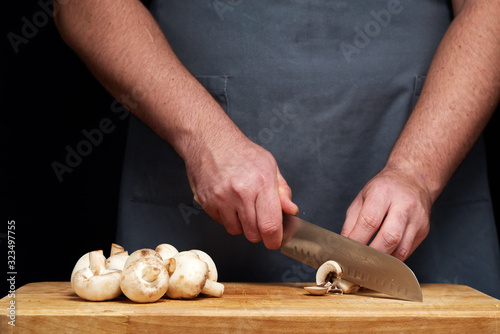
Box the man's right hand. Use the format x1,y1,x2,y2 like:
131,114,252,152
185,135,299,250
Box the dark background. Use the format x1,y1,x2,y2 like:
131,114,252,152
3,1,500,296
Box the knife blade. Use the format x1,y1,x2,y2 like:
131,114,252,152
280,214,423,302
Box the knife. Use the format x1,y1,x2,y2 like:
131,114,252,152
280,214,423,302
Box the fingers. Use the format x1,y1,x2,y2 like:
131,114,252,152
345,191,390,245
255,186,283,250
197,168,293,249
342,174,432,261
187,141,298,249
277,170,299,216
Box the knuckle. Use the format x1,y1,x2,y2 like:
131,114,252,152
381,230,402,248
395,210,410,225
225,224,243,236
360,213,381,231
258,220,281,236
395,246,409,261
246,233,262,243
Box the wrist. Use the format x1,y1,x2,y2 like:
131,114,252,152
383,157,441,204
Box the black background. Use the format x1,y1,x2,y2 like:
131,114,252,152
3,1,500,297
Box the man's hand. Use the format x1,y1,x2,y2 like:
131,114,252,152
342,0,500,261
341,167,432,261
185,136,299,250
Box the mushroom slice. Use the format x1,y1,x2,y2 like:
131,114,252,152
315,260,360,295
72,250,122,301
303,286,330,295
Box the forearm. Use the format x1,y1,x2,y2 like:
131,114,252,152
54,0,298,249
386,0,500,202
54,0,244,161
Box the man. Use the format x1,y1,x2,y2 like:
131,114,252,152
54,0,500,297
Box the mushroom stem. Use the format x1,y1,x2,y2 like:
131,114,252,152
142,266,161,283
89,250,106,276
110,243,125,257
201,280,225,297
336,279,361,294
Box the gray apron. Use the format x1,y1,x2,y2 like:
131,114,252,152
117,1,500,298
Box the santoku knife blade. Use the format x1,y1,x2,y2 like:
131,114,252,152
281,214,423,302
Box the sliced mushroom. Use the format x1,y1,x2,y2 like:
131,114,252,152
304,260,360,295
120,249,170,303
303,286,330,295
72,250,122,301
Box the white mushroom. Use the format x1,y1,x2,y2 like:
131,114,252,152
71,243,127,284
318,260,360,294
72,250,122,301
304,260,360,295
190,249,218,282
120,249,170,303
189,249,224,297
166,251,223,299
316,260,343,288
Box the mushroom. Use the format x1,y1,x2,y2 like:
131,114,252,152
304,260,360,295
166,251,224,299
71,243,127,284
120,249,170,303
190,249,218,282
189,249,224,296
72,250,122,301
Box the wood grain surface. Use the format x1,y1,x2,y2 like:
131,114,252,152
0,282,498,333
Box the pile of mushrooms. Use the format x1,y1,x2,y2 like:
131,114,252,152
304,260,361,296
71,243,224,303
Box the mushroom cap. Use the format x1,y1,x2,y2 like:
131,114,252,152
190,249,218,282
166,253,209,299
120,256,169,303
71,252,90,286
72,267,123,301
124,248,163,269
316,260,343,286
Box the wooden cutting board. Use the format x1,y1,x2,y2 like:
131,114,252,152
0,282,498,333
